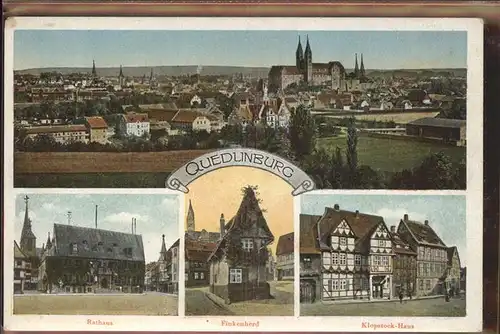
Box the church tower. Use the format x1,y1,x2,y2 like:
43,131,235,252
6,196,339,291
92,60,97,78
159,234,168,261
186,200,195,232
20,195,37,258
360,53,366,78
295,36,304,71
304,35,313,83
354,53,360,78
118,65,125,87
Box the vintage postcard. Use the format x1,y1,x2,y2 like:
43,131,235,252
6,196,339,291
4,16,483,332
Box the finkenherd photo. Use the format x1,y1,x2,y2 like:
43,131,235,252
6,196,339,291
11,193,180,316
182,167,294,316
299,193,466,317
11,27,469,190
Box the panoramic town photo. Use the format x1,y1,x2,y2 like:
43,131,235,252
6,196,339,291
12,30,467,190
183,167,294,316
12,193,180,316
299,193,466,317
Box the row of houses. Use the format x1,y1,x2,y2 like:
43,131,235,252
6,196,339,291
297,205,464,303
144,237,179,294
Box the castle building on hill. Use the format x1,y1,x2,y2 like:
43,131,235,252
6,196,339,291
268,36,373,93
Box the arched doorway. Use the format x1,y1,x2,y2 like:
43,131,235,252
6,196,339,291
101,278,108,289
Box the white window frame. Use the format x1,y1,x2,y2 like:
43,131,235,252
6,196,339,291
72,244,78,253
378,240,386,247
339,237,347,246
194,272,199,280
241,238,253,251
229,268,242,284
200,272,205,280
340,253,346,265
332,253,339,265
340,279,347,290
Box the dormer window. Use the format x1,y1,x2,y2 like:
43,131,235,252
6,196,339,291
124,247,133,257
82,240,89,251
71,243,78,253
241,238,253,251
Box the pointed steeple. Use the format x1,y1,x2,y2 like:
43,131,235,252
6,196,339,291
119,65,124,77
20,195,36,257
159,234,167,261
92,60,97,77
46,232,52,249
354,53,359,78
296,36,304,70
150,68,154,81
360,53,365,78
186,200,195,232
304,35,312,58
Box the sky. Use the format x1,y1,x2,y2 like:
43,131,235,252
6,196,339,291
14,193,179,264
185,166,293,255
301,193,467,266
14,30,467,70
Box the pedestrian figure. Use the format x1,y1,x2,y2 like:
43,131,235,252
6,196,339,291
407,290,412,300
399,290,403,304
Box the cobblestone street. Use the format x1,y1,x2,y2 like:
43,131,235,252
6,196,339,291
186,281,294,316
13,292,178,316
301,295,466,317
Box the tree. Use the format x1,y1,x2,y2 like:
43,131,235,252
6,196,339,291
345,117,358,185
288,104,316,160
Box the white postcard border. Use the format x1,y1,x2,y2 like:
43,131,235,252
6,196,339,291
3,16,483,332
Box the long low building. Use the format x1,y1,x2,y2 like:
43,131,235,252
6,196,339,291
25,125,89,145
406,117,466,146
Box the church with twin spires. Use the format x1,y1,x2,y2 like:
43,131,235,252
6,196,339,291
268,36,371,93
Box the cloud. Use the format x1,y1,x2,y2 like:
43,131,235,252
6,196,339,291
102,212,150,225
160,197,178,210
42,202,60,212
376,208,427,226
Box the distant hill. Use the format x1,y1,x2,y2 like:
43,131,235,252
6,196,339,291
15,66,466,79
15,66,270,78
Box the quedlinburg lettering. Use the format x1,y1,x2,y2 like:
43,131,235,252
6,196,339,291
185,151,294,179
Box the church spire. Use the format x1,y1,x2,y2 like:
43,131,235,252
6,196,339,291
119,65,124,77
186,200,195,232
92,60,97,77
354,53,359,78
296,36,304,70
20,195,37,257
304,35,312,58
46,232,52,249
360,53,365,78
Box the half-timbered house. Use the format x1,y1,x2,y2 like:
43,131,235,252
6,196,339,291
316,204,394,301
397,214,449,297
446,246,461,294
389,225,417,298
276,232,294,281
299,214,322,303
185,238,217,287
208,187,275,304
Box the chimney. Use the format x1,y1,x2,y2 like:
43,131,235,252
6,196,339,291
404,214,408,221
333,204,340,211
390,226,396,233
424,220,429,226
355,210,359,218
95,205,98,228
131,218,134,234
134,218,137,234
220,213,225,238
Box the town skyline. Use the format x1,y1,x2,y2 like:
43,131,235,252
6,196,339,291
14,30,467,71
301,194,467,266
14,194,179,264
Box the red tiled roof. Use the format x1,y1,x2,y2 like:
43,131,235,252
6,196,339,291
276,232,294,256
123,113,149,123
282,66,301,75
85,116,108,129
185,240,217,262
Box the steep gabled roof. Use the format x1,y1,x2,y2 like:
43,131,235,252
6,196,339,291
208,187,274,262
185,240,217,262
299,214,321,254
276,232,294,256
14,241,27,259
399,218,447,248
52,223,145,262
317,206,384,252
447,246,460,266
390,232,417,255
85,116,108,129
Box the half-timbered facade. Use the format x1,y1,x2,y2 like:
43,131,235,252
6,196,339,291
389,225,417,298
446,246,461,294
299,214,322,303
316,204,394,301
276,232,294,281
397,215,448,297
208,187,275,303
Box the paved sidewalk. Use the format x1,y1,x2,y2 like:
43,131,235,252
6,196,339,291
319,294,456,305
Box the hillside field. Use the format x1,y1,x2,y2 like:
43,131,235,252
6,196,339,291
317,136,465,172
